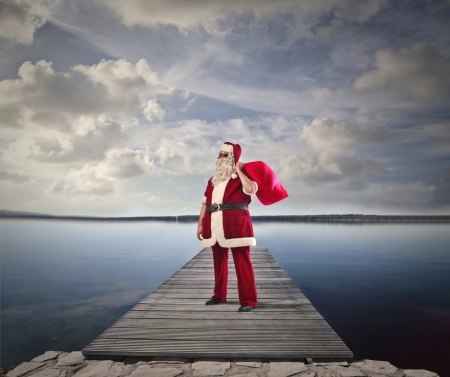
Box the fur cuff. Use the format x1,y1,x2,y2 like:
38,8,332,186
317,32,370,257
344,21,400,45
226,237,257,248
243,181,258,195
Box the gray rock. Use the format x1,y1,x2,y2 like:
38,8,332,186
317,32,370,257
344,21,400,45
304,366,340,377
268,362,308,377
122,357,151,365
352,360,398,375
149,357,190,364
128,365,183,377
235,361,263,368
295,372,315,377
324,365,365,376
55,353,70,361
192,361,231,376
31,352,62,363
29,367,67,377
231,374,260,377
404,370,439,377
56,352,85,367
6,362,45,377
72,360,123,377
316,372,340,377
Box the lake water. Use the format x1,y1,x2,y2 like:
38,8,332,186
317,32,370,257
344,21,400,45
1,220,449,376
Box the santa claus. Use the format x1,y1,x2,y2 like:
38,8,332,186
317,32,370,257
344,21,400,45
197,142,258,312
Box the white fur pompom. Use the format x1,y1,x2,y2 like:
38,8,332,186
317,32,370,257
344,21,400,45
231,173,237,179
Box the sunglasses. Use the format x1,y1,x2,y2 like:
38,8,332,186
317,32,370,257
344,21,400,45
217,153,229,158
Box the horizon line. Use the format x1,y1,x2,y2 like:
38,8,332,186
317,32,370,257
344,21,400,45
1,210,449,223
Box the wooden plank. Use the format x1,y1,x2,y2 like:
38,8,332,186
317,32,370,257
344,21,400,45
82,247,353,359
110,318,333,329
132,304,319,313
121,311,325,320
146,293,307,299
161,281,298,287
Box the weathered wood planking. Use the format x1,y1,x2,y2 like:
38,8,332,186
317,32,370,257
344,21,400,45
82,247,353,359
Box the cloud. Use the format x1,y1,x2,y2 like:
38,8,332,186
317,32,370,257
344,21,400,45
276,153,385,186
93,0,388,33
0,169,31,183
8,114,127,163
276,153,342,184
0,0,57,44
142,99,165,122
48,147,155,195
300,117,393,154
0,58,169,200
354,43,450,103
276,117,392,185
0,59,161,130
1,58,165,171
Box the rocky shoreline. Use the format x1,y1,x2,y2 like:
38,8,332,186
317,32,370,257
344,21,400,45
1,351,440,377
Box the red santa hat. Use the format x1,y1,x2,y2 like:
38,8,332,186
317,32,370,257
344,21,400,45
220,142,241,164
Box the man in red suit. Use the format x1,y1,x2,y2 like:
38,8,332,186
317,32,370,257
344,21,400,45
197,142,258,312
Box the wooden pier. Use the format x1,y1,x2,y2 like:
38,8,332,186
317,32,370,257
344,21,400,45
82,247,353,360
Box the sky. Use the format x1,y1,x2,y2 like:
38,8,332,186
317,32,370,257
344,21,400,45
0,0,449,216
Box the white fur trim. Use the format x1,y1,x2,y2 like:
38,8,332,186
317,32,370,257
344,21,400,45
201,196,206,204
201,178,229,248
202,237,216,247
226,237,256,248
220,144,233,153
231,173,237,179
243,181,258,195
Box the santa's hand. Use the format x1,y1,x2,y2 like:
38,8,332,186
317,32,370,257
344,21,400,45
197,224,203,240
236,162,244,170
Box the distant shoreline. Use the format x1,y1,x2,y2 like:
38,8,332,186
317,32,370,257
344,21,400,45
2,210,450,223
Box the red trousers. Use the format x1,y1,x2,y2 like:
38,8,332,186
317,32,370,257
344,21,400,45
211,243,258,307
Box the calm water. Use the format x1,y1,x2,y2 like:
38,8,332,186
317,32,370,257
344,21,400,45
1,220,449,376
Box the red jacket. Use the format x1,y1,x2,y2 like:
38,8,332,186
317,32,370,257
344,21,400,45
201,175,256,248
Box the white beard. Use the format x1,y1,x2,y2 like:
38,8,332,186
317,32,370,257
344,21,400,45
212,153,235,186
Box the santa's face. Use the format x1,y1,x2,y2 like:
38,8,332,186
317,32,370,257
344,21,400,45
212,150,235,186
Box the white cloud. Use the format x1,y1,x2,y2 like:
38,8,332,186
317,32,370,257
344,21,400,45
0,59,161,130
0,0,58,44
275,117,392,185
1,58,165,174
92,0,388,34
354,43,450,103
300,117,393,154
143,99,165,122
7,114,126,163
48,147,155,195
74,58,161,97
276,153,341,184
0,58,170,203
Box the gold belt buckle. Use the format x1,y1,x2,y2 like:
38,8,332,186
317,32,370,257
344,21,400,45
214,203,221,212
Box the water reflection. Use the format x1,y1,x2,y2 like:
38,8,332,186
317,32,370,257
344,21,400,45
1,220,449,376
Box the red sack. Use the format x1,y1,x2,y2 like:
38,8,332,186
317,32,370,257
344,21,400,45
243,161,288,205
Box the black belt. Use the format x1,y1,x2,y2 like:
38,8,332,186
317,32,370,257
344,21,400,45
205,203,248,212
